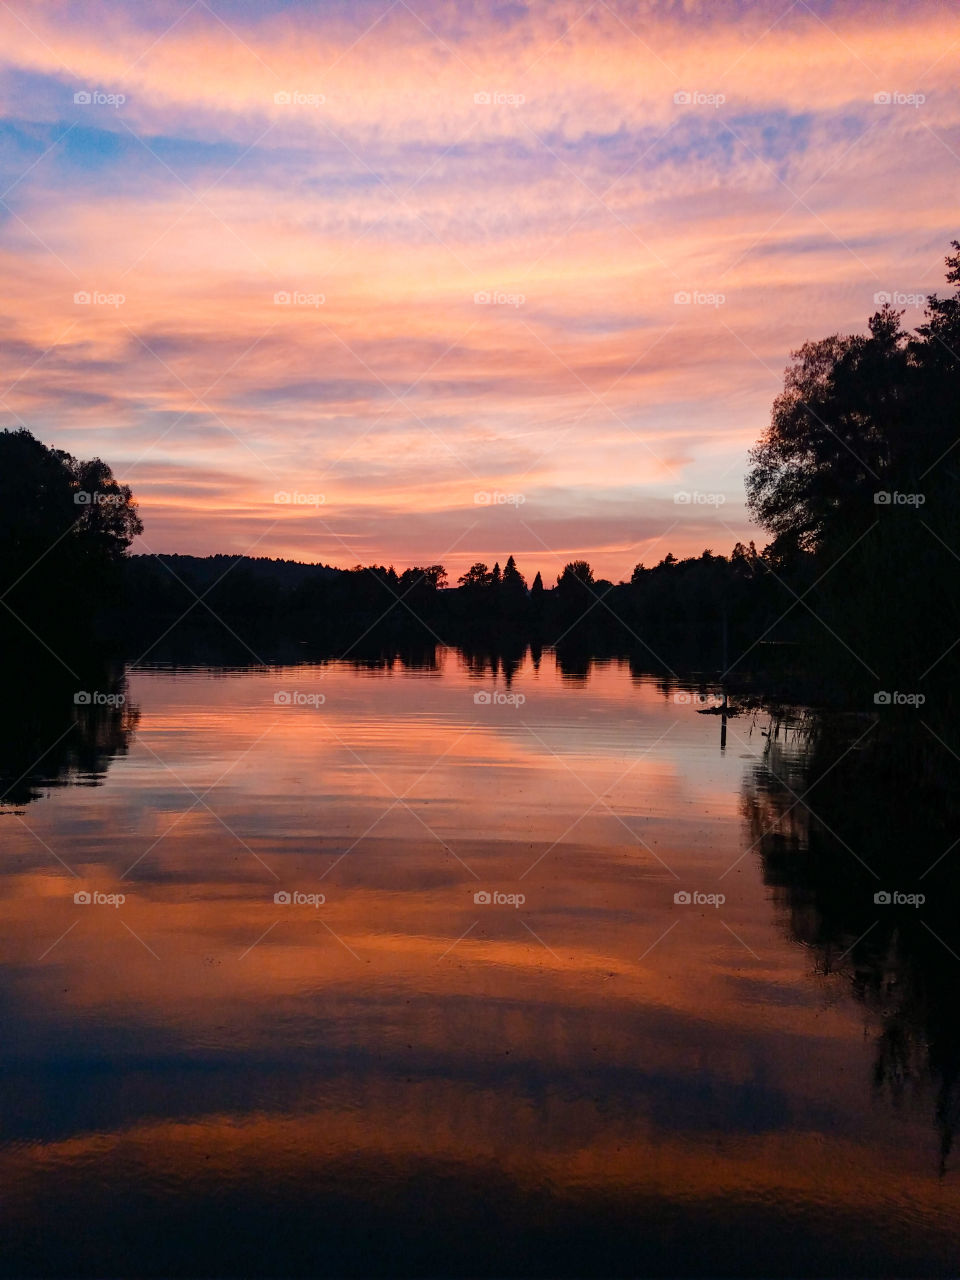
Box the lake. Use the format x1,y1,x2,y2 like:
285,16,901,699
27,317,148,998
2,649,958,1277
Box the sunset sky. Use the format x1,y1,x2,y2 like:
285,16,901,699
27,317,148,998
1,0,958,580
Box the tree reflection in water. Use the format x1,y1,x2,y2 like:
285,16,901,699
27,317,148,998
0,661,138,810
743,709,960,1175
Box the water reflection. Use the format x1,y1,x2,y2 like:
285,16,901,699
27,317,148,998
0,661,138,809
1,652,959,1276
743,708,960,1176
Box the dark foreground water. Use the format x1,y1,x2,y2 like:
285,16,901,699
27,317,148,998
1,651,958,1277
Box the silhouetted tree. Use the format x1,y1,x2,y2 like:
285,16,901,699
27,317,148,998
458,562,491,590
502,555,525,590
556,560,594,589
396,564,447,623
746,306,908,560
552,560,597,635
0,428,141,632
399,564,447,591
746,241,960,689
529,570,545,625
501,554,527,610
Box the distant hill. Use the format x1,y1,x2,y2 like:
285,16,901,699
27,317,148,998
126,553,344,587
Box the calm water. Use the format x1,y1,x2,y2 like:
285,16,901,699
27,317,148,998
2,650,958,1277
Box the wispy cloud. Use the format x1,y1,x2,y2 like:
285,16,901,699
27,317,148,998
0,0,956,577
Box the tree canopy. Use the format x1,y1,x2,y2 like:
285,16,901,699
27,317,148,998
0,428,141,628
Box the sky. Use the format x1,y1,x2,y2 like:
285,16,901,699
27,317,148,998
0,0,958,582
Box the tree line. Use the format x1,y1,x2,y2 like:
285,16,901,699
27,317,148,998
2,239,958,700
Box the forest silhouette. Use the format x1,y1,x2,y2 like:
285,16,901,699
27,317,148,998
2,240,959,705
